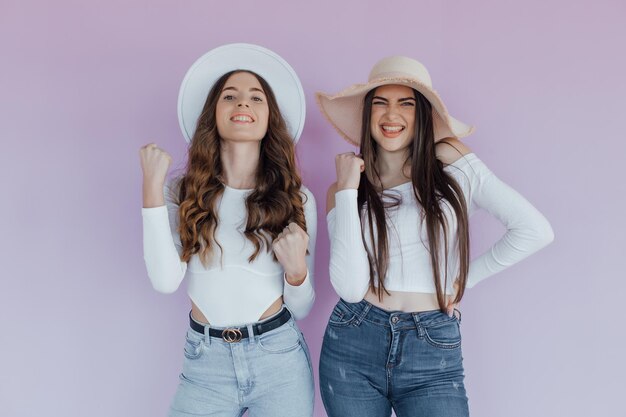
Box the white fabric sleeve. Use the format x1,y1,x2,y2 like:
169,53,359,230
283,186,317,320
141,181,188,293
447,154,554,288
327,189,371,302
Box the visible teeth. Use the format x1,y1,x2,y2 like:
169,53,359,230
232,115,253,122
382,125,403,132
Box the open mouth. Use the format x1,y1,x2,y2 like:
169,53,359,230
230,114,254,123
380,123,405,137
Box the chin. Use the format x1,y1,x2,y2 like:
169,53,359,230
223,134,265,143
376,137,411,153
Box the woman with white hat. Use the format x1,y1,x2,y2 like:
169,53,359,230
317,56,554,416
139,44,316,416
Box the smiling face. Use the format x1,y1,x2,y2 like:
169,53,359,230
215,71,270,142
369,84,417,153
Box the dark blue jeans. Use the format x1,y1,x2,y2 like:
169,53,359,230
319,299,470,417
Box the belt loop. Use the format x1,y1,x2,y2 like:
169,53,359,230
204,324,211,345
454,308,462,323
246,323,256,344
353,301,371,326
412,312,424,337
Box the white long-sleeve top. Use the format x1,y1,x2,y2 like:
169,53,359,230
142,183,316,327
328,153,554,303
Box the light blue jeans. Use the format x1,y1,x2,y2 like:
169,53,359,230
169,309,314,416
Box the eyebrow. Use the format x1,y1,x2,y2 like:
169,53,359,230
372,95,416,102
222,86,266,94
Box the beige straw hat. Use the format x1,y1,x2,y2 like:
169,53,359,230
316,56,475,146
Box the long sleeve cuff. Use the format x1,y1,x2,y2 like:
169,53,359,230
283,270,315,320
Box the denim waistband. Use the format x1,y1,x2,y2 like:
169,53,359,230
188,306,296,345
339,298,459,330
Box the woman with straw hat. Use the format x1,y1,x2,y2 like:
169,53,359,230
140,44,316,416
317,55,554,416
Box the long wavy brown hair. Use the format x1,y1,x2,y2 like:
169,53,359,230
175,70,307,265
358,87,470,311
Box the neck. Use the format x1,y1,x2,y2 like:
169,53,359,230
220,140,261,189
376,147,411,182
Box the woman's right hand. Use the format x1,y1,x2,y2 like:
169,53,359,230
335,152,364,190
140,143,171,207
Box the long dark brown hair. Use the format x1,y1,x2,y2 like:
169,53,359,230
358,88,470,311
175,70,307,265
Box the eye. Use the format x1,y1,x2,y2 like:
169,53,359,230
252,96,264,102
372,101,386,106
223,95,235,101
401,101,415,107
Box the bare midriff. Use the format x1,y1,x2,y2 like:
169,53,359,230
190,296,284,326
364,288,454,312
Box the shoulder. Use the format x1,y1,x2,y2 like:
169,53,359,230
298,185,317,232
299,185,317,212
299,185,315,203
435,138,472,165
326,182,339,215
164,177,183,207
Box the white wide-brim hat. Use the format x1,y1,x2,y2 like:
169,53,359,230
177,43,306,143
316,56,474,146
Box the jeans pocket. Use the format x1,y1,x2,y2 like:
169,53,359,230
328,300,357,327
423,319,462,349
258,323,301,354
183,330,204,360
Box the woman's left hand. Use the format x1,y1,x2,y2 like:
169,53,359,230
272,222,309,286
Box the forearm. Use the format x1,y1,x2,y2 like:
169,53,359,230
328,189,371,302
283,186,317,319
466,157,555,288
283,270,315,319
142,206,187,293
467,205,554,287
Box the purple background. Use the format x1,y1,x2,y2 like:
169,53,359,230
2,0,625,416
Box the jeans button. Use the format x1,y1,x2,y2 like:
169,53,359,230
391,316,399,324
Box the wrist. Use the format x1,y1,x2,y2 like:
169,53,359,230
142,181,165,208
336,180,358,191
285,269,307,286
143,178,165,191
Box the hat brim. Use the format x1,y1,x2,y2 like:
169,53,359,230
178,43,306,143
316,78,474,146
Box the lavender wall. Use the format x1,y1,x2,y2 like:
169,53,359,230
2,0,624,416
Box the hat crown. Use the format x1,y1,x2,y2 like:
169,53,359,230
178,43,305,143
368,56,432,87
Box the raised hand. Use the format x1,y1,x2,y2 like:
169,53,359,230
335,152,365,191
139,143,172,208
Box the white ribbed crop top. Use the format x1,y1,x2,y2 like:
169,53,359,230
327,153,554,303
142,182,316,327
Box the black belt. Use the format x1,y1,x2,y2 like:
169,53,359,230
189,308,291,343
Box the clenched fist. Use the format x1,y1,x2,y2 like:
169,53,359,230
335,152,365,191
272,222,309,286
139,143,172,208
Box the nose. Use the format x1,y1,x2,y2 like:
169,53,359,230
384,104,402,118
237,101,250,108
